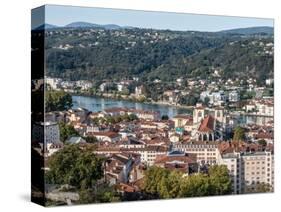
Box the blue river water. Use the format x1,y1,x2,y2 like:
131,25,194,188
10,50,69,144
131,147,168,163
72,95,273,125
72,95,191,118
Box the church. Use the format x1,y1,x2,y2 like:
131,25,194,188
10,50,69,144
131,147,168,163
192,103,226,141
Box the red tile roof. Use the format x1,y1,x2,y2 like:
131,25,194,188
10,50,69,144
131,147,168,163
198,115,215,132
154,154,196,164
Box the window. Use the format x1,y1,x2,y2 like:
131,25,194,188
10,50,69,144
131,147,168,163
217,111,221,117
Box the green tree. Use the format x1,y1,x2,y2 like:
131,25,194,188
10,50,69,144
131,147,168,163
46,144,103,189
84,136,98,144
162,171,183,198
233,126,246,141
258,139,267,147
143,166,169,197
143,165,232,199
208,165,232,195
45,90,73,112
180,174,211,197
204,96,210,106
96,185,120,203
245,182,272,193
58,122,79,142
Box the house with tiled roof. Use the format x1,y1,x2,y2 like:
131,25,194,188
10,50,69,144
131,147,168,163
105,153,139,185
89,131,121,142
154,150,198,175
172,114,193,128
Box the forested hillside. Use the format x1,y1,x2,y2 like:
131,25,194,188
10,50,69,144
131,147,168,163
44,27,273,85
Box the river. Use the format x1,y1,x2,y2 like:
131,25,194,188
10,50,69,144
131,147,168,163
72,95,273,125
72,95,191,118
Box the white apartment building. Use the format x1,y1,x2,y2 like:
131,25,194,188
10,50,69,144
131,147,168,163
45,77,62,90
218,151,274,194
75,80,93,90
256,102,273,116
172,141,220,165
200,90,227,106
228,90,240,102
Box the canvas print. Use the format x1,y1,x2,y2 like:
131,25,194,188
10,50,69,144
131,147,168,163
31,5,274,207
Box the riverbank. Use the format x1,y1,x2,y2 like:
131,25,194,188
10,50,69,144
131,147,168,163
70,92,194,111
71,95,193,118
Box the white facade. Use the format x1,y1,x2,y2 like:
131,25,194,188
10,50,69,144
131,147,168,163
218,151,274,194
228,91,240,102
76,80,93,90
193,105,205,124
256,102,273,116
173,142,220,165
200,91,226,105
46,77,62,90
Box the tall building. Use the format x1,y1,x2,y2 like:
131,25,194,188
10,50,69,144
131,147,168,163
32,122,60,144
218,151,274,194
193,104,205,125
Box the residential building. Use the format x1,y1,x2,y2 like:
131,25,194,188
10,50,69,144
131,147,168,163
218,151,274,194
228,91,240,102
32,122,60,144
154,150,198,175
172,141,220,165
90,131,121,142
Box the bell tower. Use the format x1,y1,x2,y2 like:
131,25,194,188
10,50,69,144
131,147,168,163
193,104,205,124
214,107,224,123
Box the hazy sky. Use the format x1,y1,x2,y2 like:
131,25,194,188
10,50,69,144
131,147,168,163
32,4,274,31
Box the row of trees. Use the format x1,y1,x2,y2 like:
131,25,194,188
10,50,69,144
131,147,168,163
92,113,138,125
143,165,232,199
58,122,79,142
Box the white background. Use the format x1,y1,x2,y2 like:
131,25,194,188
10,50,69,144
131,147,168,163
0,0,280,211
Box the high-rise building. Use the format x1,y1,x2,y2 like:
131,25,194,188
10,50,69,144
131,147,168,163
218,151,274,194
32,122,60,144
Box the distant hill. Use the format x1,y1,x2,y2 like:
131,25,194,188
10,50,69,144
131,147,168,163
65,22,100,28
64,22,124,30
33,23,58,30
43,26,273,85
218,26,273,35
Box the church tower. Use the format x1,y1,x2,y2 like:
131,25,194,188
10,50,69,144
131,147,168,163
193,103,205,124
214,107,225,123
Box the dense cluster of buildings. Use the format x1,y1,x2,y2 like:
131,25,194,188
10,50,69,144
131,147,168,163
32,96,274,195
45,74,274,112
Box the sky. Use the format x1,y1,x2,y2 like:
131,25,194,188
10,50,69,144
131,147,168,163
32,4,274,32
